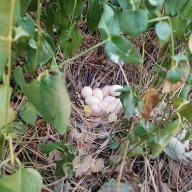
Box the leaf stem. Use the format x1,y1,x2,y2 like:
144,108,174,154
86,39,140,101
59,39,108,68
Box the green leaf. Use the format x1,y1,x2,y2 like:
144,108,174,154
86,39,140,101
20,0,32,16
23,73,71,134
118,9,148,36
59,23,82,59
120,88,136,119
0,85,15,129
98,4,120,39
105,36,142,65
58,0,84,19
155,21,171,42
0,0,20,78
180,0,192,23
0,168,42,192
173,97,185,109
165,0,188,16
179,84,191,100
13,67,26,88
87,0,102,34
171,15,187,38
19,102,38,126
150,119,182,159
40,142,64,154
134,122,157,139
25,33,54,72
14,15,35,42
98,178,133,192
118,0,128,10
164,137,186,160
177,102,192,122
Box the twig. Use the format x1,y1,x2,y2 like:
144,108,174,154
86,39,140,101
116,140,129,192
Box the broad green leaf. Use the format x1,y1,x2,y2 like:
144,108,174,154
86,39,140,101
173,97,185,109
179,84,191,100
87,0,102,34
23,73,71,134
19,102,38,126
118,9,148,36
20,0,32,16
0,0,20,78
0,85,15,129
50,57,62,77
58,0,84,19
98,178,133,192
105,36,142,65
155,22,171,42
0,168,42,192
13,67,26,88
118,0,128,10
59,23,82,59
165,0,188,16
180,0,192,23
134,122,157,139
40,142,64,154
150,119,182,159
171,15,187,38
98,4,120,39
120,88,136,119
164,137,186,160
177,102,192,122
25,33,54,72
14,15,35,42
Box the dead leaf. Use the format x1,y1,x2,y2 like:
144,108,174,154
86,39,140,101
73,155,93,178
89,158,104,173
84,105,92,115
189,33,192,53
73,156,104,177
162,75,186,94
142,88,159,120
162,80,182,94
108,112,117,123
48,150,63,161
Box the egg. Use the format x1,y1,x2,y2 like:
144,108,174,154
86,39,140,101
98,101,109,112
91,103,106,116
109,85,123,97
85,96,100,106
103,96,116,104
92,88,103,101
81,86,92,98
106,98,123,114
102,86,111,97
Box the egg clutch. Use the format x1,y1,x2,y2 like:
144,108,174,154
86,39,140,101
81,85,123,117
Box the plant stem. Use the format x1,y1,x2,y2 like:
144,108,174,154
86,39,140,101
148,16,169,23
139,40,145,90
5,0,15,169
168,18,174,68
34,0,41,70
8,137,15,170
59,39,108,68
